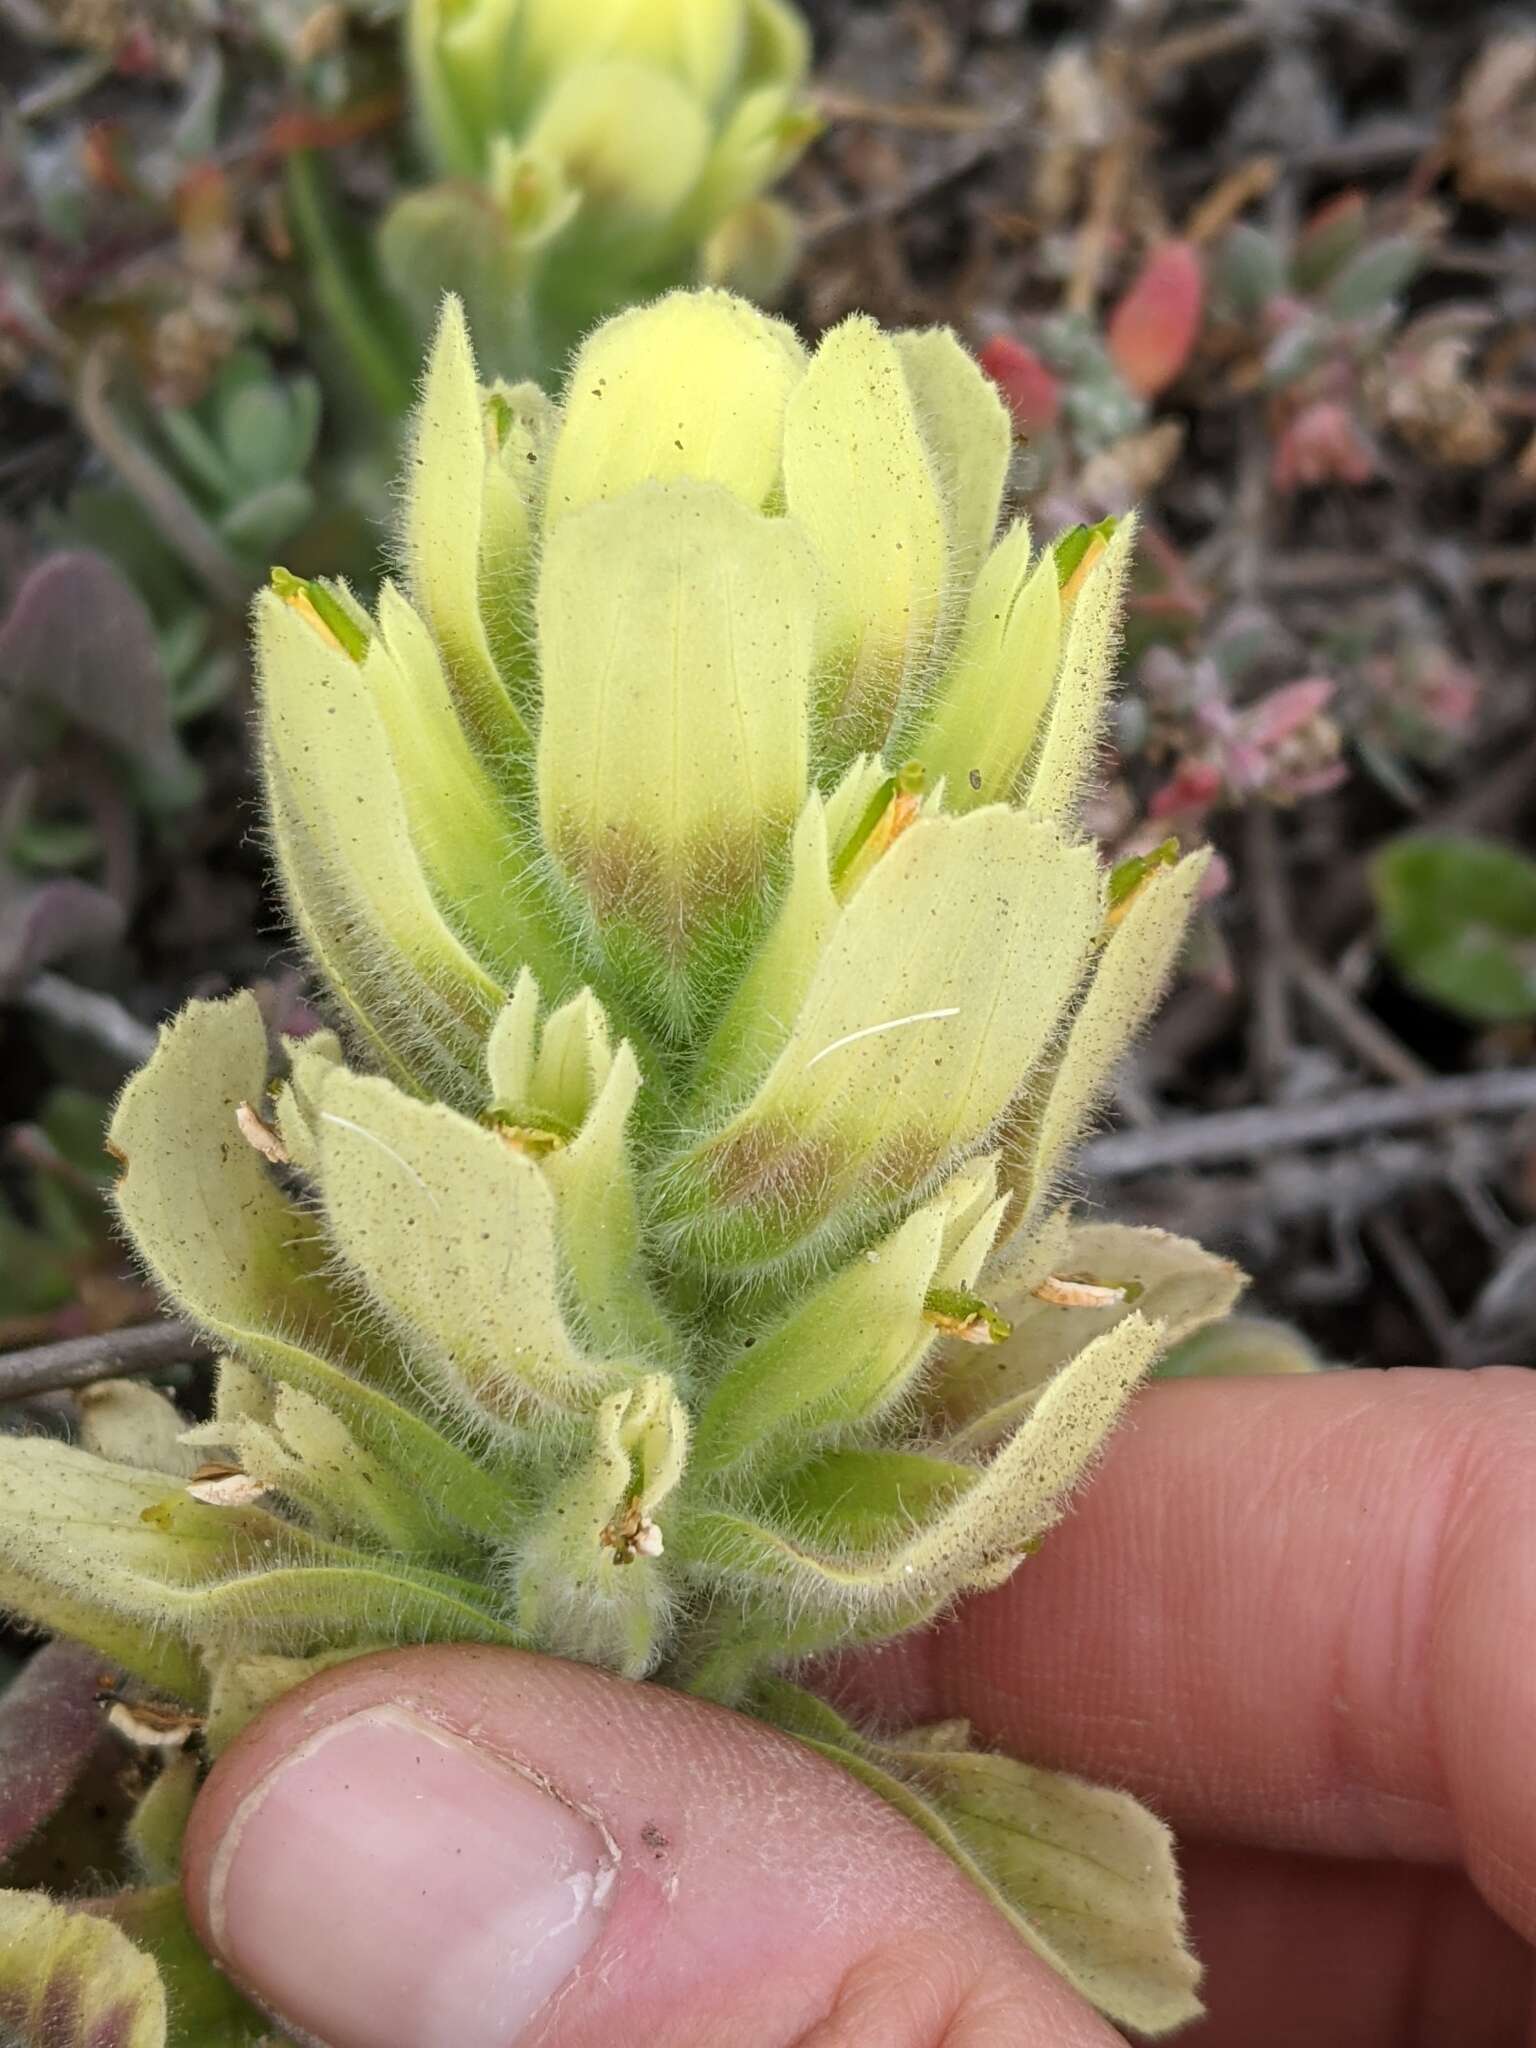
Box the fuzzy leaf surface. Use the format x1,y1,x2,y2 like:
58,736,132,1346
0,1892,165,2048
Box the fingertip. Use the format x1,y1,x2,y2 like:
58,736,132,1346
838,1369,1536,1932
184,1645,1110,2048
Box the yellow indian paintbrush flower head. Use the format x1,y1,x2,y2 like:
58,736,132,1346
0,290,1248,2038
384,0,817,373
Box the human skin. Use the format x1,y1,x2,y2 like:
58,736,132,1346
182,1368,1536,2046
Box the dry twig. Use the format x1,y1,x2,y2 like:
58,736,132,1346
1081,1069,1536,1178
20,973,156,1070
0,1320,210,1404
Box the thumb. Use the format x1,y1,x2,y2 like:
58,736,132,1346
183,1645,1115,2048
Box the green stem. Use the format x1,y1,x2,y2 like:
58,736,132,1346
285,151,418,420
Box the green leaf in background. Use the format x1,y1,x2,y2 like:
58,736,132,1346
1372,832,1536,1024
1213,222,1286,319
1156,1315,1321,1378
1323,233,1425,322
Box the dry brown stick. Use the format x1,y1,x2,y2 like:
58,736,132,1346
1184,156,1279,245
1262,548,1536,593
1108,1129,1508,1244
1287,949,1430,1089
1080,1069,1536,1178
1439,729,1536,839
800,134,1008,246
20,973,156,1070
1245,808,1296,1093
1292,124,1439,177
1368,1214,1469,1367
1066,45,1136,316
813,88,1010,134
1145,14,1268,79
0,1320,211,1404
75,341,247,610
1288,950,1519,1253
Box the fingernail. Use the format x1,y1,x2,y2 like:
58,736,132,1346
205,1704,617,2048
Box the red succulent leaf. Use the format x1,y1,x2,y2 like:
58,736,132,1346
978,335,1063,436
113,26,162,75
1149,759,1224,822
1242,676,1336,748
1271,398,1377,492
1107,241,1206,398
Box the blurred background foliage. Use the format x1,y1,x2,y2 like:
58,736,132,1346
0,0,1533,1944
0,0,1533,1373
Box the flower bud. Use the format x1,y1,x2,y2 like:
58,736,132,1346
396,0,816,374
527,58,712,240
408,0,523,176
538,477,816,1030
512,1372,688,1676
484,974,673,1358
701,194,800,301
544,288,804,524
782,316,951,762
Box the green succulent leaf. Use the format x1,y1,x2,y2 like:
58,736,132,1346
1372,832,1536,1024
1323,233,1424,321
